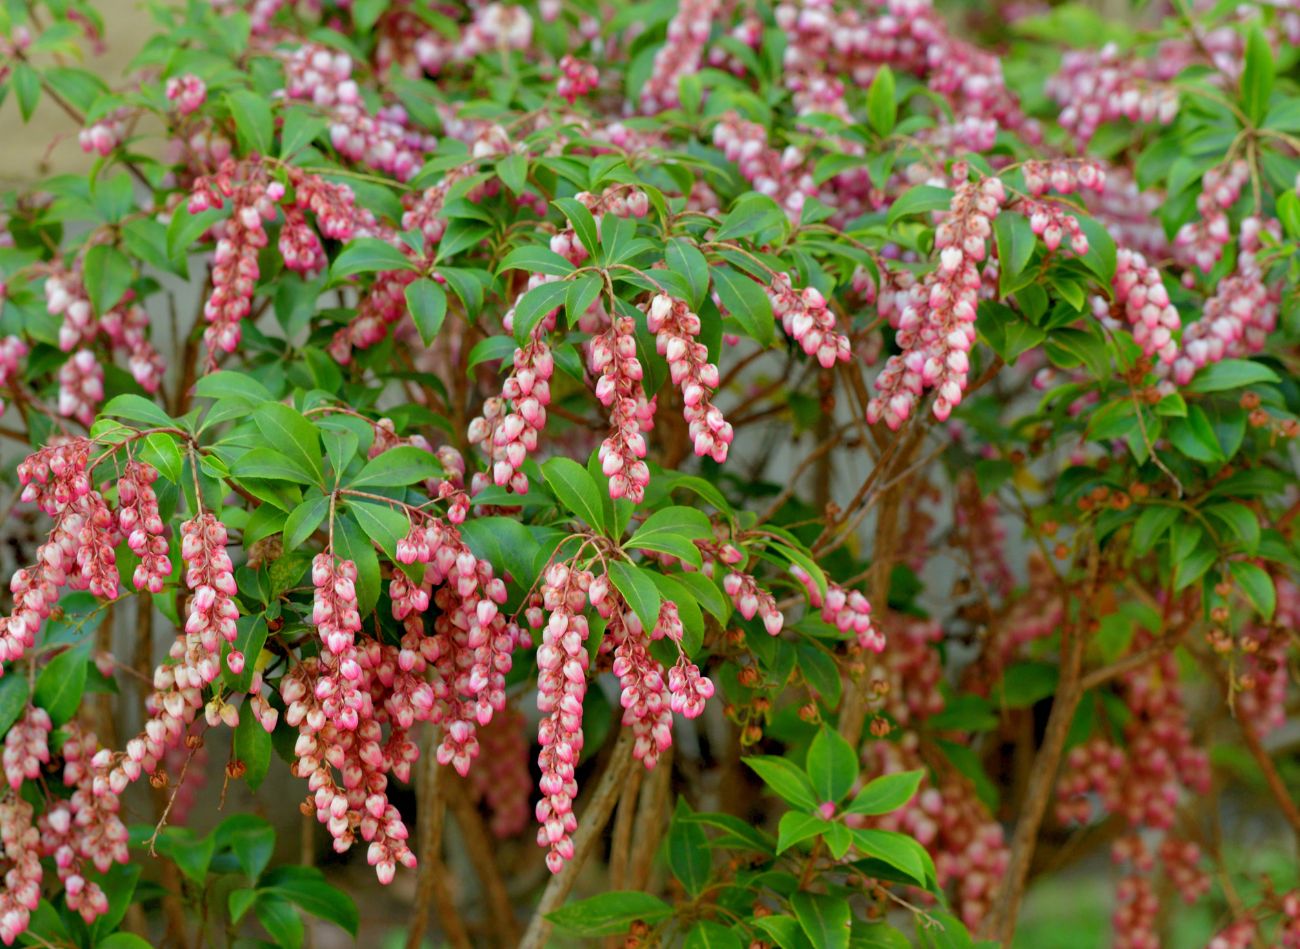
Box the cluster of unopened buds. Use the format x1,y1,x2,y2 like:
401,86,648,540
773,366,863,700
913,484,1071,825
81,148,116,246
769,276,852,368
1169,216,1278,386
647,293,732,462
869,171,1004,428
180,513,240,679
791,566,883,651
591,314,654,502
1174,161,1247,273
713,113,817,218
1047,43,1178,146
723,570,783,635
467,328,554,493
189,161,285,359
1097,247,1180,365
535,562,593,873
79,109,128,156
556,55,598,103
118,460,171,593
640,0,718,112
602,596,674,768
165,73,207,115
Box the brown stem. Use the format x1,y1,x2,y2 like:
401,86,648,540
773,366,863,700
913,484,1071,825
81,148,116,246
446,777,523,947
985,550,1094,944
517,730,637,949
407,734,454,949
607,765,643,891
628,744,673,890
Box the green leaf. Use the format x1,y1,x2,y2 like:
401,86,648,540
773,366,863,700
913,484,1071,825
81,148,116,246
712,265,775,347
666,239,710,310
1205,503,1260,555
1074,214,1117,284
566,274,604,326
866,65,897,136
541,456,606,531
330,238,415,280
260,866,359,936
97,935,154,949
404,278,448,346
255,894,304,949
668,802,711,897
83,244,134,314
194,370,273,405
253,403,324,485
232,448,317,483
1240,24,1273,126
685,920,744,949
776,812,831,854
215,814,276,881
234,708,272,790
496,153,528,194
1231,561,1275,621
101,393,175,429
1184,359,1280,393
498,244,576,277
715,193,786,242
1132,505,1179,556
352,0,386,30
607,561,663,634
224,616,268,694
279,108,327,159
744,756,818,811
847,770,924,816
886,185,954,225
34,641,90,726
851,828,932,887
553,198,601,260
13,64,41,121
512,280,570,342
626,506,712,567
163,828,216,885
792,892,850,949
229,888,258,925
0,676,31,736
467,335,520,370
1169,406,1223,463
753,915,815,949
545,891,672,936
994,213,1036,296
351,446,441,488
806,726,859,802
283,492,328,552
226,90,274,156
347,500,411,566
142,432,184,484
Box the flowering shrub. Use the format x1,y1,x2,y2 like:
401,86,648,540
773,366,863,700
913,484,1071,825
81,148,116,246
0,0,1299,946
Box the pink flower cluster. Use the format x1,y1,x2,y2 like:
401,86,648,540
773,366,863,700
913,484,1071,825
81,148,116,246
591,314,654,502
713,114,819,219
556,55,598,103
652,602,714,719
0,792,41,944
468,704,532,838
1094,247,1180,365
283,45,434,181
1047,43,1178,147
769,276,852,368
1175,161,1248,273
640,0,719,113
43,724,130,924
165,73,207,115
603,599,673,768
791,566,884,652
535,561,593,873
468,327,554,493
118,460,171,593
180,513,240,679
79,110,127,156
189,160,285,361
723,569,783,636
870,173,1004,428
393,516,518,774
647,293,732,463
2,707,50,791
1169,216,1279,386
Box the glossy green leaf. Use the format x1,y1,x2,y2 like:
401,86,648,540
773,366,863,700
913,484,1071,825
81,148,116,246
546,891,672,936
847,770,924,816
541,456,606,531
792,892,850,949
744,755,818,811
806,726,859,803
405,278,448,346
